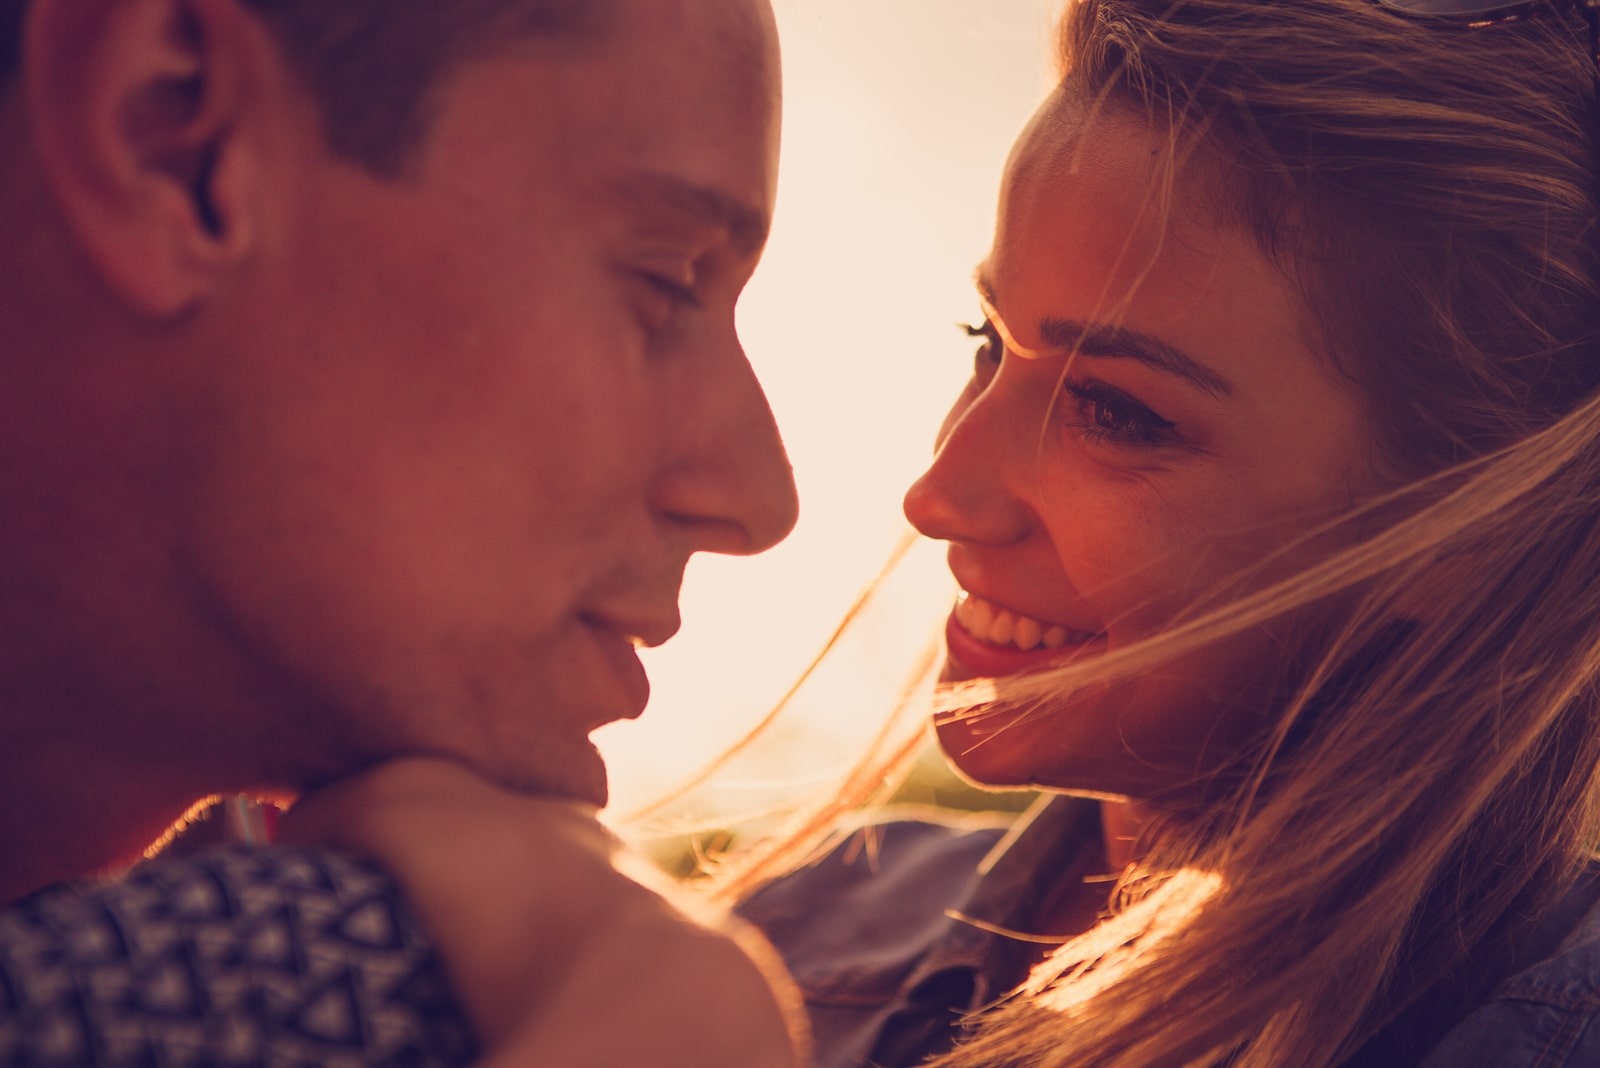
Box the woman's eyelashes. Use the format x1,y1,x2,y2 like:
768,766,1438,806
963,320,1003,378
961,320,1178,448
1060,380,1176,447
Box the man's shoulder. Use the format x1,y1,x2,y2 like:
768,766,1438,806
0,845,475,1066
5,843,427,955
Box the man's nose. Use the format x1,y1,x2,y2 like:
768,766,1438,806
652,344,799,557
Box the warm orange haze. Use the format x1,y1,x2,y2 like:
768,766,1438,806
6,1,1599,1064
595,0,1058,817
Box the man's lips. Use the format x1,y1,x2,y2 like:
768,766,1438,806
942,592,1104,680
582,609,680,651
581,619,654,721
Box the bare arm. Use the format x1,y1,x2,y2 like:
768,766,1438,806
279,758,809,1068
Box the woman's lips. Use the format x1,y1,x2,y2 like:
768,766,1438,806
942,592,1104,681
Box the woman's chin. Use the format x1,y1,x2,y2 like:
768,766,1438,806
934,715,1044,790
933,714,1196,802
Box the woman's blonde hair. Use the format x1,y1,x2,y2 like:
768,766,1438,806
921,1,1600,1064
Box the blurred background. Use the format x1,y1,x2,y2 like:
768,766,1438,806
595,1,1060,828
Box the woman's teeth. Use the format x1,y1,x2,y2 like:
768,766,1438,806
955,593,1083,652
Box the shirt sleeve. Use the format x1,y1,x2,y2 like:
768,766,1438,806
0,844,478,1066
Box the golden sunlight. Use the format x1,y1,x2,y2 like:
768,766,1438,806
594,2,1058,819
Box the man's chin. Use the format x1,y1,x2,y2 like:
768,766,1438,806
348,736,612,810
480,739,611,809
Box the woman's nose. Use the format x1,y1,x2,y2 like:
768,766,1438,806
903,387,1034,548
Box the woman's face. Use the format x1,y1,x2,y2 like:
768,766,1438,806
906,93,1389,799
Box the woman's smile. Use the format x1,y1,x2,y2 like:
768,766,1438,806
943,590,1106,683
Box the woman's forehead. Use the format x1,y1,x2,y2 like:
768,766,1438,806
1006,92,1233,218
991,105,1241,320
984,90,1380,450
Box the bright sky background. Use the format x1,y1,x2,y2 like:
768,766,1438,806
595,1,1061,820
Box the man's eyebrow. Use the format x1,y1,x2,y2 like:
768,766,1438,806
609,173,769,254
975,274,1234,399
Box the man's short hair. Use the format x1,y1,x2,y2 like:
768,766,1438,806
0,0,602,177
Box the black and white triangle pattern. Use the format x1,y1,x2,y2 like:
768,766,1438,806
0,846,477,1065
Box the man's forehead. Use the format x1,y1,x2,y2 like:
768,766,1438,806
603,0,778,92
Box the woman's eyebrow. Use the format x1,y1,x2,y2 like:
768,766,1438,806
975,275,1235,399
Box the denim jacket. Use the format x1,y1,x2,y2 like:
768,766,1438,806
1416,893,1600,1067
738,798,1600,1068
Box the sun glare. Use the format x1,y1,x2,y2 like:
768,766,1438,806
594,1,1058,819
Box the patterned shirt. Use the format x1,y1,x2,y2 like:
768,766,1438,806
0,845,476,1066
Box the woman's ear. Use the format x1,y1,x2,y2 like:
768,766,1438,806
23,0,268,318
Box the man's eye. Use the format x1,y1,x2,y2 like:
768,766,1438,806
630,271,702,336
641,272,701,309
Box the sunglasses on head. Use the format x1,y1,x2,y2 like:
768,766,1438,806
1372,0,1600,72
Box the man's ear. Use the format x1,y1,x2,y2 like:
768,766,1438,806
23,0,269,318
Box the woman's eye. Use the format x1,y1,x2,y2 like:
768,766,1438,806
1062,380,1176,447
961,320,1003,378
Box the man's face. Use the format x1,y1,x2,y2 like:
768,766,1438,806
176,0,795,804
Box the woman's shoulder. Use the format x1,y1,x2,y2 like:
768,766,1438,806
738,806,1047,993
736,796,1097,987
1420,864,1600,1067
737,805,1017,933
